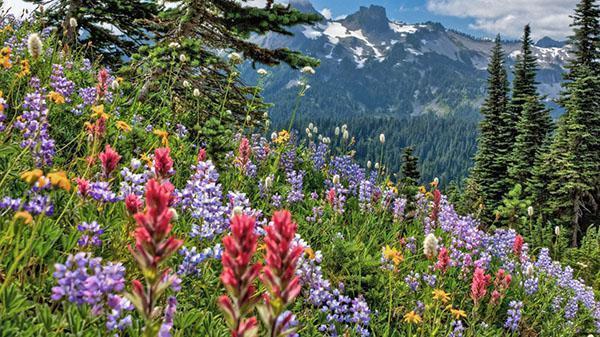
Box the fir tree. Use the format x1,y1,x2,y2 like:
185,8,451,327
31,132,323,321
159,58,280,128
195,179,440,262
400,146,420,186
506,25,551,186
508,95,553,185
544,0,600,245
25,0,159,64
470,35,510,222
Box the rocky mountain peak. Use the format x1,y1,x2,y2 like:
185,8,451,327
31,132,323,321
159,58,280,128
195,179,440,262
342,5,390,34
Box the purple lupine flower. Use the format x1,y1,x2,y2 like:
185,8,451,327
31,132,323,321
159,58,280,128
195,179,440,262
52,252,125,313
88,181,120,203
24,193,54,215
78,87,97,106
358,179,375,211
15,90,55,167
106,294,134,333
286,170,304,204
118,160,151,198
329,155,365,194
0,95,6,132
281,149,297,174
77,221,104,247
450,320,464,337
404,272,420,291
311,141,328,171
177,160,228,240
178,244,222,276
275,311,299,337
158,296,177,337
422,273,437,287
50,64,75,100
504,301,523,331
392,198,407,221
271,193,282,209
175,124,188,138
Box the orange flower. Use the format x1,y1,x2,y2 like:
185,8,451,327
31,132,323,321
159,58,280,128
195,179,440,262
91,105,109,119
450,308,467,320
0,46,12,69
383,245,404,266
116,121,132,133
47,91,65,104
305,247,316,260
13,211,33,224
432,289,451,304
17,59,30,78
47,171,71,191
153,129,169,147
20,169,44,185
403,311,422,324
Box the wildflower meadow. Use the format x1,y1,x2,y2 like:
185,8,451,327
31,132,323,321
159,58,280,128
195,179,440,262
0,4,599,337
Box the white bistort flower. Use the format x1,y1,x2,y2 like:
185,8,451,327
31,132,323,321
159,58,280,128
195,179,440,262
301,66,315,75
423,233,438,258
257,68,268,76
27,33,43,59
69,17,78,28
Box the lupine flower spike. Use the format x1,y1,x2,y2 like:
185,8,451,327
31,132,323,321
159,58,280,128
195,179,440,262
258,210,303,337
126,179,183,337
219,214,261,337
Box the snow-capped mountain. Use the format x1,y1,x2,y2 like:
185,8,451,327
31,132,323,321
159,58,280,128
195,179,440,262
249,1,569,120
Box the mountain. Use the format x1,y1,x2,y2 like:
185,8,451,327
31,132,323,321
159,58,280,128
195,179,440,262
245,1,570,183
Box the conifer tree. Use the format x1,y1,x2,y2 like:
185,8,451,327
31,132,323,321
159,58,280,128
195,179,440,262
25,0,159,64
544,0,600,245
400,146,420,186
507,25,552,186
508,96,552,184
471,35,510,221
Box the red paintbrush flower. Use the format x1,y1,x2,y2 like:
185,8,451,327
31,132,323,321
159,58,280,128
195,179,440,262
235,137,251,171
327,188,336,206
125,194,142,215
431,189,442,222
197,148,207,162
470,267,491,305
96,68,109,98
259,210,303,337
513,235,524,257
126,179,183,333
76,178,90,196
154,147,173,180
219,214,261,337
98,144,121,177
434,247,451,273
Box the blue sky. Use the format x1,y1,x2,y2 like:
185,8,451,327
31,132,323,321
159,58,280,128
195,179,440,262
307,0,577,41
6,0,579,40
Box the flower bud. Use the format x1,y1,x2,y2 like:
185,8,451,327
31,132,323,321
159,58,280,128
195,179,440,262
111,79,119,91
271,132,278,141
342,130,349,140
69,17,78,28
257,68,268,76
301,66,315,74
527,206,534,217
183,80,191,88
193,88,200,97
232,206,244,216
367,160,372,169
332,174,340,185
335,127,340,136
554,226,560,237
379,133,385,144
179,54,186,62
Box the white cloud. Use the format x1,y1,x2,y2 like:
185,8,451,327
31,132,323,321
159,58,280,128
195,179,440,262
426,0,578,40
320,8,332,20
2,0,35,15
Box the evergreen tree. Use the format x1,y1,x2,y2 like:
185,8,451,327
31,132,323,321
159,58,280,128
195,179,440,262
400,146,420,186
508,96,552,184
126,0,321,139
544,0,600,245
470,35,510,222
507,25,552,186
25,0,159,64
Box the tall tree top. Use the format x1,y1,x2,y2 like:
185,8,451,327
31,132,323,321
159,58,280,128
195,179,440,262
568,0,600,73
512,25,539,100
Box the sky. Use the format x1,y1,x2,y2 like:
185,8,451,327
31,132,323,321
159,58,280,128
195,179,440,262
5,0,579,40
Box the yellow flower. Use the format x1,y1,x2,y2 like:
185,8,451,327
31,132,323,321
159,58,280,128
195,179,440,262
47,91,65,104
450,308,467,320
383,245,403,266
116,121,132,133
274,130,290,144
140,153,153,167
0,25,13,33
20,169,44,185
13,211,33,224
17,59,30,78
47,171,71,191
418,186,426,194
432,289,451,304
91,105,109,119
153,129,169,146
305,247,316,260
403,311,422,324
0,46,11,69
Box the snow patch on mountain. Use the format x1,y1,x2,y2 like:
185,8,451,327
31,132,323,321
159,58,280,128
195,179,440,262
389,22,418,34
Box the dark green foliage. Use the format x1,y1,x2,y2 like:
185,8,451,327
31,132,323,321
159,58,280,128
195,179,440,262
496,184,532,229
508,96,553,185
25,0,159,64
400,146,420,186
470,35,510,222
543,0,600,245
